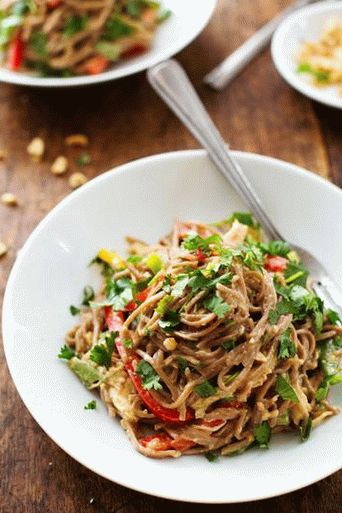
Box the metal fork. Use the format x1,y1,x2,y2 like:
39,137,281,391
147,59,342,315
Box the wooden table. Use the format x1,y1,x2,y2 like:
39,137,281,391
1,1,341,511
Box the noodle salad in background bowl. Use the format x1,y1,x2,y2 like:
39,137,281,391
3,150,342,502
0,0,217,87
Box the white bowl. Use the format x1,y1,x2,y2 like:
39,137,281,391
271,1,342,109
0,0,216,87
3,150,342,503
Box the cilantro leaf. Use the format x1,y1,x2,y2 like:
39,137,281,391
297,62,330,82
159,310,180,332
326,309,341,325
63,14,89,37
258,240,291,257
89,331,116,368
182,233,222,252
122,338,133,349
104,15,135,40
205,451,219,462
195,380,217,398
76,152,91,167
177,356,188,374
187,270,232,293
58,344,75,360
316,336,342,400
171,275,189,297
136,360,162,391
278,328,296,359
82,285,95,306
69,305,80,316
222,340,236,351
30,31,48,57
84,400,96,410
127,255,143,265
253,421,271,448
227,211,259,228
203,294,230,318
275,375,299,403
299,417,312,442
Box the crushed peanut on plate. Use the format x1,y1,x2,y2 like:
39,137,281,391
69,172,88,189
1,192,18,206
27,137,45,161
0,241,8,257
51,156,68,175
65,134,89,147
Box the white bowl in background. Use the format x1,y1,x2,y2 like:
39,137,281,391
272,1,342,109
0,0,217,87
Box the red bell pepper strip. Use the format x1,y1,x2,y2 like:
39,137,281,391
7,36,24,71
196,248,206,264
126,357,193,424
140,433,195,451
83,55,109,75
47,0,62,7
104,306,193,424
121,43,147,59
125,301,137,312
264,255,288,273
221,400,244,409
135,287,150,303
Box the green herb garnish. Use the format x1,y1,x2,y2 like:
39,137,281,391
136,360,162,390
254,421,271,449
275,375,299,403
195,380,217,398
84,400,97,410
89,331,116,369
69,305,80,316
278,327,296,359
203,294,230,318
58,344,75,360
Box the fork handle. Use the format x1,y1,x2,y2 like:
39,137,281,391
148,59,283,241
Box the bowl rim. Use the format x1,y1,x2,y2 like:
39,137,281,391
271,0,342,109
3,149,342,503
0,0,217,88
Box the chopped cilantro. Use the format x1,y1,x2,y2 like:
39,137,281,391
89,331,116,368
182,233,222,252
76,153,91,167
195,380,217,398
127,255,143,264
326,309,341,325
253,421,271,449
136,360,162,390
159,310,180,332
203,294,230,318
157,8,171,23
171,275,189,297
122,338,133,349
258,240,291,257
205,451,219,462
63,15,89,37
299,417,312,442
91,277,135,311
84,400,97,410
162,274,172,293
82,285,95,306
278,327,296,359
126,0,159,17
104,15,135,40
58,344,75,360
69,305,80,316
187,270,232,293
297,62,330,82
177,356,188,374
227,211,259,228
316,336,342,401
30,31,48,57
222,340,236,351
275,375,299,403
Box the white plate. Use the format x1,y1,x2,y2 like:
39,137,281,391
3,150,342,503
271,1,342,109
0,0,216,87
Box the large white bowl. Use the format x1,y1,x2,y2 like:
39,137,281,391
271,1,342,109
3,150,342,503
0,0,216,87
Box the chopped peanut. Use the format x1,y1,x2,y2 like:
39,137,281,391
65,134,89,147
69,172,88,189
0,241,8,257
163,337,177,351
51,156,68,175
1,192,18,206
27,137,45,161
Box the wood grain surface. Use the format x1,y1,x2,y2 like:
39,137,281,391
1,1,341,512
